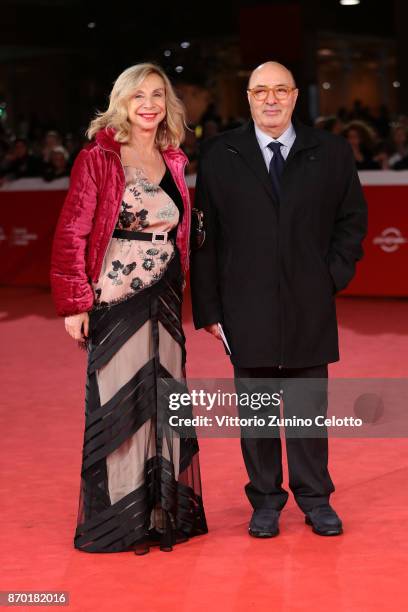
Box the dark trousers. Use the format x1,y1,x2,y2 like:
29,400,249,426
233,364,335,513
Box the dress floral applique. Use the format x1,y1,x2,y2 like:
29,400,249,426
157,199,178,221
92,166,179,308
118,202,136,229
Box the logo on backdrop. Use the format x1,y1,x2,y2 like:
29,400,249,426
0,227,38,246
10,228,38,246
373,227,407,253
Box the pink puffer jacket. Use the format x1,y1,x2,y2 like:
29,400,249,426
50,127,191,316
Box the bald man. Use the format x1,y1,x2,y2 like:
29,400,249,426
191,62,367,537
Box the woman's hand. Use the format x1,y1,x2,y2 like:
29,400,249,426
64,312,89,341
204,323,222,340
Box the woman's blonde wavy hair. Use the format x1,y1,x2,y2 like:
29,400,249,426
87,63,186,149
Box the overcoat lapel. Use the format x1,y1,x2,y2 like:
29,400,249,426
225,121,278,206
224,118,321,207
284,117,320,165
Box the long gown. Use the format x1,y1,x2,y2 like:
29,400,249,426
74,164,208,554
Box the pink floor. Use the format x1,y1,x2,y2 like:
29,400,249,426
1,288,408,611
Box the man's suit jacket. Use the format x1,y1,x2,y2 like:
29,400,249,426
190,118,368,368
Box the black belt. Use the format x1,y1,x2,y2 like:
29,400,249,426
112,228,176,244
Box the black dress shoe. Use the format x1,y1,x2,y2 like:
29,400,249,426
248,508,280,538
305,505,343,536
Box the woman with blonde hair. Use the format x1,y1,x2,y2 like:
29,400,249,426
50,63,208,554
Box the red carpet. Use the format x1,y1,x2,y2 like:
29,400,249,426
1,288,408,611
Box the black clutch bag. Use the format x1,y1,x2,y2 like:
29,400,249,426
191,208,206,250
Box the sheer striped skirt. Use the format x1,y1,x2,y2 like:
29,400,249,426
74,254,208,554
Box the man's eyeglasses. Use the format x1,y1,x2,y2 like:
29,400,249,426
247,85,297,101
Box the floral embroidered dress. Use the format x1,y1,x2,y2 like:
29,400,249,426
74,164,208,555
93,165,180,307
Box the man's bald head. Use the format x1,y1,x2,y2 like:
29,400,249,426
248,61,296,89
247,61,299,138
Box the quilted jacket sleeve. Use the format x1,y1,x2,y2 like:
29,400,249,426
50,148,98,316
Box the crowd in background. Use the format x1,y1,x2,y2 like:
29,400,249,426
191,100,408,172
0,127,85,186
314,101,408,170
1,100,408,185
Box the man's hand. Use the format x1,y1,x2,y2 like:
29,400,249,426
64,312,89,341
204,323,222,340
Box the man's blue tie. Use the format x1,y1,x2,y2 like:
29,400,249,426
267,141,285,202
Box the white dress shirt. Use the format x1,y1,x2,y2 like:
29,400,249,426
254,122,296,169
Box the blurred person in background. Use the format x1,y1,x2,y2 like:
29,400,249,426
349,99,376,127
201,102,222,127
373,104,391,140
343,120,381,170
223,115,246,131
0,138,42,183
181,127,198,174
387,125,408,169
43,146,70,182
393,153,408,170
202,118,220,140
397,115,408,131
391,116,408,169
315,115,344,136
42,130,62,163
50,62,207,556
63,132,82,168
0,123,9,157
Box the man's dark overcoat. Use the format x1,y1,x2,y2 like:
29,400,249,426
191,118,368,368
